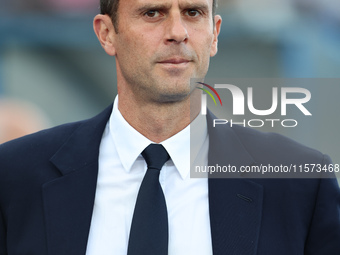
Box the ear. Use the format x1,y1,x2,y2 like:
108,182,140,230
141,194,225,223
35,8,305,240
93,14,117,56
210,15,222,57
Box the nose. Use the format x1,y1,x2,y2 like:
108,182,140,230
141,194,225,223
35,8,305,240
165,13,189,44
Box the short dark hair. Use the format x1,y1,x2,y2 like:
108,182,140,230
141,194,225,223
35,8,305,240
100,0,217,32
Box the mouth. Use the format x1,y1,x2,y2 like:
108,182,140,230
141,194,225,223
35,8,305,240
157,58,192,70
158,58,191,65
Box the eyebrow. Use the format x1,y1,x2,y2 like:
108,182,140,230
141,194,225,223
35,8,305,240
135,2,210,14
136,3,172,14
180,2,210,13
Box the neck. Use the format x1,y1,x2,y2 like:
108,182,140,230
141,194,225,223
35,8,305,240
118,91,201,143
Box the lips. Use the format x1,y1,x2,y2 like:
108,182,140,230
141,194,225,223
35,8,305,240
158,58,191,65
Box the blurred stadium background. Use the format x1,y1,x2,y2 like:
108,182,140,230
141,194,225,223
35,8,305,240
0,0,339,180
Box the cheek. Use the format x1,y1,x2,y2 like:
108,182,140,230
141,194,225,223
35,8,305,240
127,30,160,59
117,33,143,62
196,33,215,59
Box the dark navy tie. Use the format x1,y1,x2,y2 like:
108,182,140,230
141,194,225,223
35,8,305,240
127,144,170,255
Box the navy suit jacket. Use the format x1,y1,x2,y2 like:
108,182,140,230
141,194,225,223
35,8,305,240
0,105,339,255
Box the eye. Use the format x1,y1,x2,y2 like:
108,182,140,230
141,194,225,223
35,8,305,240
144,10,160,18
186,9,200,17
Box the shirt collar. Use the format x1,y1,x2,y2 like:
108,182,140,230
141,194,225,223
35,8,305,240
109,96,207,180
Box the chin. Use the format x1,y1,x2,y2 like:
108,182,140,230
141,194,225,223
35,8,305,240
148,78,194,103
156,90,191,104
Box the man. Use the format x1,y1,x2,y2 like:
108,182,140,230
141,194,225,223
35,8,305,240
0,0,339,255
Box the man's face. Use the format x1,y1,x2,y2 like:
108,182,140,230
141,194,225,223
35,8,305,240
112,0,221,103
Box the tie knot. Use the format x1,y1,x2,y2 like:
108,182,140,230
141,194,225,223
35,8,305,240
142,144,170,171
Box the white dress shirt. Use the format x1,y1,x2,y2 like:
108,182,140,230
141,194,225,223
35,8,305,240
86,96,211,255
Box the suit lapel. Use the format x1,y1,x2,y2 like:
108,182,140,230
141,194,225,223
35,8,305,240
206,111,264,255
42,105,112,255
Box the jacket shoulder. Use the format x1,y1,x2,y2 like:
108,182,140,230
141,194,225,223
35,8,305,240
0,104,112,163
0,120,83,160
